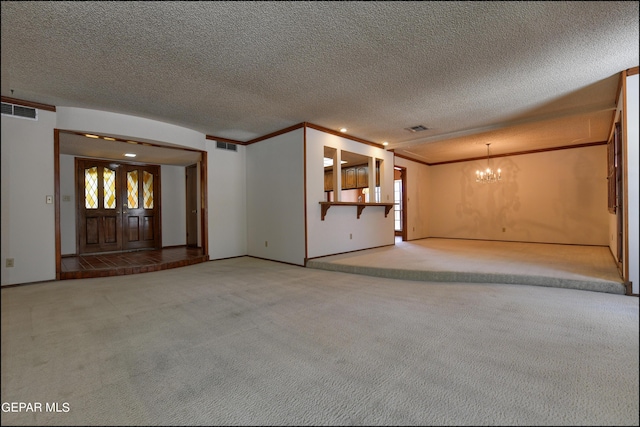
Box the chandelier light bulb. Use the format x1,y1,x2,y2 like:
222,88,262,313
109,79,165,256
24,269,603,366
475,143,502,184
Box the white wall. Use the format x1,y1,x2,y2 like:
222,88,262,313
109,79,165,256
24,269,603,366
625,73,639,294
161,164,187,247
246,128,305,265
394,157,430,240
306,128,395,259
208,140,247,260
428,146,609,245
1,111,57,285
56,107,206,151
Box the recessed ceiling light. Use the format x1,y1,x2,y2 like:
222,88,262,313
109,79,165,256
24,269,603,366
124,153,137,158
339,128,347,133
126,140,138,144
382,141,389,146
103,137,116,141
84,134,99,138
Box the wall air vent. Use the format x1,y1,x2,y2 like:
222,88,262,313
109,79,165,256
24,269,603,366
1,102,38,120
1,103,12,115
215,141,238,152
405,125,429,132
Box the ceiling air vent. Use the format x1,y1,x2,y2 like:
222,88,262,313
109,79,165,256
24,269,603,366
215,141,238,152
405,125,429,132
1,102,38,120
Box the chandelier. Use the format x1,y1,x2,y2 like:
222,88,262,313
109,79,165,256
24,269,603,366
475,143,501,183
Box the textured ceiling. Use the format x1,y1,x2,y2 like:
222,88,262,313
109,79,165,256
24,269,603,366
1,1,638,164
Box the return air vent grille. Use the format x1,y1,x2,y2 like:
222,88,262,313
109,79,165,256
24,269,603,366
1,103,12,115
215,141,238,152
1,102,38,120
405,125,429,132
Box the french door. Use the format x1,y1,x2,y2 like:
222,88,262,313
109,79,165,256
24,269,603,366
76,158,160,254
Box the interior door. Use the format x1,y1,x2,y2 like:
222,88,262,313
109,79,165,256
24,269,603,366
77,159,123,254
77,159,160,254
122,164,160,251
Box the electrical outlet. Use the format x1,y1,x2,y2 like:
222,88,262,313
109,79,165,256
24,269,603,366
6,258,14,268
46,195,53,204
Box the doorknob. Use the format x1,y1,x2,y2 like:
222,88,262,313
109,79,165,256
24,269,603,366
192,210,197,214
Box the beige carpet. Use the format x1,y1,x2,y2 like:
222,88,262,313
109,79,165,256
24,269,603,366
1,257,638,426
307,238,626,295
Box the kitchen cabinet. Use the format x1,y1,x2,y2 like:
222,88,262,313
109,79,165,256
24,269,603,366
344,168,357,189
324,163,380,191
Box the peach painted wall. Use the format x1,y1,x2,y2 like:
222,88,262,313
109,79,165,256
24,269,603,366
428,145,608,245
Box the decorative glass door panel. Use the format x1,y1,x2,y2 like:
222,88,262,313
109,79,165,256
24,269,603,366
85,167,99,209
77,159,160,254
77,160,122,253
122,164,159,251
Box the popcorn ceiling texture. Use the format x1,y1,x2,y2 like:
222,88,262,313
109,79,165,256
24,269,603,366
1,2,638,162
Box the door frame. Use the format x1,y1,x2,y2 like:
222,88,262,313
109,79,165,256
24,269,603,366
75,158,125,254
393,166,407,241
185,163,199,247
54,129,209,280
614,122,624,273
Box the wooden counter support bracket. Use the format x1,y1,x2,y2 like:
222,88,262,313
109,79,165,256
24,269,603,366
321,203,331,221
319,202,394,221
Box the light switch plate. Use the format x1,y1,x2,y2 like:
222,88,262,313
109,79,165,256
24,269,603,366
46,195,53,204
